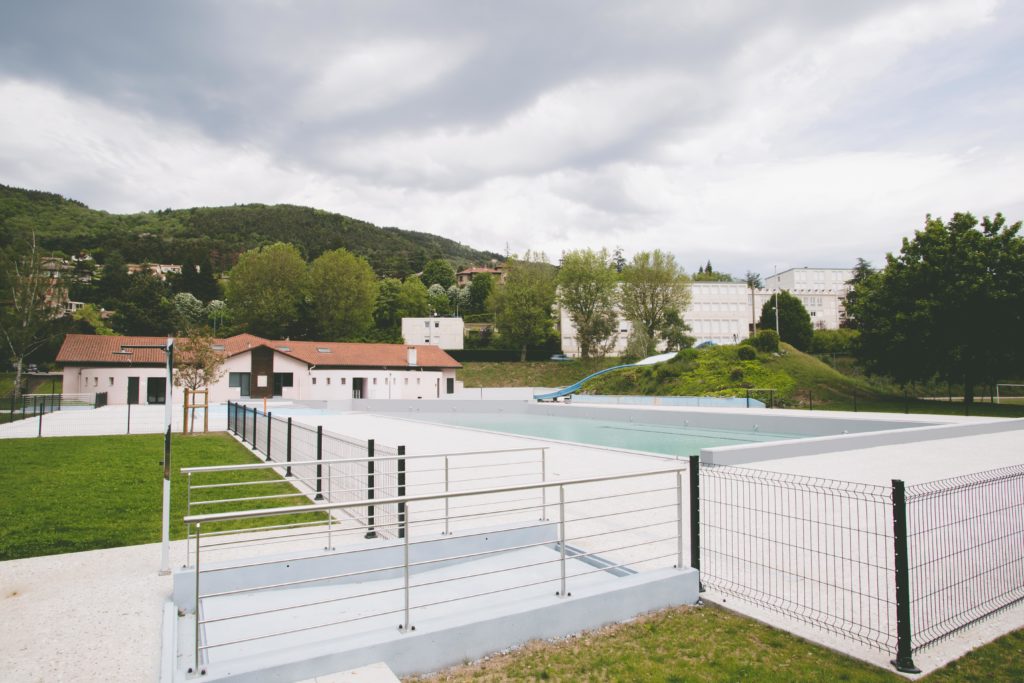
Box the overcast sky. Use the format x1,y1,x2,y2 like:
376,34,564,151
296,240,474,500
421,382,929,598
2,1,1022,277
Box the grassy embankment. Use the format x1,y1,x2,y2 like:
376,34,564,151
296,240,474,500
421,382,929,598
0,432,325,561
411,602,1023,682
458,347,1024,418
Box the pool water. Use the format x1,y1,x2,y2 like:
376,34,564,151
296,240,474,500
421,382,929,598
418,412,802,457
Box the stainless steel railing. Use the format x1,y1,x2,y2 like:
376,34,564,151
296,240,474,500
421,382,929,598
182,465,688,674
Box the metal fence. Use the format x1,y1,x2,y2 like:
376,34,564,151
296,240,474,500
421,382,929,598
181,466,687,675
1,392,106,431
692,458,1024,672
906,464,1024,651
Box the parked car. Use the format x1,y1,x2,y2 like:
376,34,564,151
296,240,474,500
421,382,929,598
550,354,571,361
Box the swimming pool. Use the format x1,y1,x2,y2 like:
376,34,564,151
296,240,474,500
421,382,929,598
415,412,802,457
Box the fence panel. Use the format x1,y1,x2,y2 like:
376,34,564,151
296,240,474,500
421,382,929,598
700,465,897,651
906,464,1024,651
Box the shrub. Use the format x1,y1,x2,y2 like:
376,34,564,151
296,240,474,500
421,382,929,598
737,345,757,361
749,329,780,353
809,328,859,355
729,367,744,382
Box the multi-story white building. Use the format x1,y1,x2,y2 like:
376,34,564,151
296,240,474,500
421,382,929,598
558,276,849,356
765,267,853,295
401,317,465,350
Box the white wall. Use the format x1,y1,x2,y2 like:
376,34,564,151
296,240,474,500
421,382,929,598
402,317,465,350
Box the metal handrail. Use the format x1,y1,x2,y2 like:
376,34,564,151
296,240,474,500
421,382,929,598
185,466,685,524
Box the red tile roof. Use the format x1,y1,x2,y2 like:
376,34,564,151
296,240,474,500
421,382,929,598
56,333,461,369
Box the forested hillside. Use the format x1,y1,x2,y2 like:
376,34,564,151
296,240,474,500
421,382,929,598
0,184,500,277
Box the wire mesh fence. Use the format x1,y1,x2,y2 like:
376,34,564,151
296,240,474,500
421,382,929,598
698,464,897,651
906,464,1024,651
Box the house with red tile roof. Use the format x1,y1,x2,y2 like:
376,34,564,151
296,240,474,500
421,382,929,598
56,333,462,405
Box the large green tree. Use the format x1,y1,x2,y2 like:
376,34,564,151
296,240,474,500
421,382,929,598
374,277,403,331
489,255,557,361
396,276,430,319
557,248,619,359
468,273,494,314
757,290,812,351
619,250,691,354
224,242,307,339
849,212,1024,404
113,270,180,335
421,259,457,290
308,248,378,340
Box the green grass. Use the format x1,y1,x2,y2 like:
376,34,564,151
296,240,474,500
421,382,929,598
0,432,325,560
458,358,622,388
411,603,1024,682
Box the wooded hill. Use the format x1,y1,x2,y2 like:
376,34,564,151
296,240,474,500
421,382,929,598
0,184,501,277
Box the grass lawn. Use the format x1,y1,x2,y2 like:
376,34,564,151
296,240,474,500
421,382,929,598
0,432,325,561
411,603,1024,682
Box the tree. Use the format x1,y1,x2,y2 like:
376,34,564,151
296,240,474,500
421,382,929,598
611,247,627,273
661,309,695,351
0,234,66,399
468,273,494,314
374,277,403,331
396,276,430,319
849,212,1024,404
308,248,378,340
173,292,206,328
489,256,557,361
758,290,813,351
113,270,180,335
224,242,307,339
744,271,763,334
427,283,451,315
206,300,227,335
557,248,619,359
421,259,456,290
693,260,733,282
71,303,115,335
619,250,691,347
174,328,227,432
841,258,875,329
95,251,131,308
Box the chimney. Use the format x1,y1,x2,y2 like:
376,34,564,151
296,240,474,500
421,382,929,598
407,346,417,366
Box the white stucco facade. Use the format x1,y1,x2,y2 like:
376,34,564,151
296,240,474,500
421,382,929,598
401,317,465,350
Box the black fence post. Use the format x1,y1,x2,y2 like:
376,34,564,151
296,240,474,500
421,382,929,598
265,412,272,462
253,408,259,453
364,439,377,539
314,425,324,500
746,389,750,408
891,479,920,673
226,401,232,433
285,418,293,477
808,390,813,411
242,405,247,443
398,446,407,539
688,455,703,591
127,399,131,435
37,396,44,437
769,389,774,409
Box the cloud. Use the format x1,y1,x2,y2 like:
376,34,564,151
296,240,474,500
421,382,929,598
0,0,1021,278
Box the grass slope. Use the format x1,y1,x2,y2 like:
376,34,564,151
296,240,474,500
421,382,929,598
412,603,1023,682
0,432,323,560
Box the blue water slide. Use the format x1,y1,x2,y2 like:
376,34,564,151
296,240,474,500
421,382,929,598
533,352,677,401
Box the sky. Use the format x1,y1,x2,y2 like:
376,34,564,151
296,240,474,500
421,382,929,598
2,1,1022,277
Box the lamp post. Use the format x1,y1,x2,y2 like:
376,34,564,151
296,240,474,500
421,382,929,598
115,337,174,574
773,265,780,336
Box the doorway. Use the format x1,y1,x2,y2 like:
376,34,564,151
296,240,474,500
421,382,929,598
353,377,364,399
127,377,140,405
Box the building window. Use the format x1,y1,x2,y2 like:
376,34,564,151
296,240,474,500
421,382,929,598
326,377,331,385
341,377,346,385
109,377,114,386
312,377,317,385
416,378,421,385
434,322,439,328
317,347,331,353
404,378,409,385
273,372,293,387
424,321,430,328
373,378,377,385
93,377,98,387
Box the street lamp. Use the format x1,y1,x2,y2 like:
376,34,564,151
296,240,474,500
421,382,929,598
114,337,174,574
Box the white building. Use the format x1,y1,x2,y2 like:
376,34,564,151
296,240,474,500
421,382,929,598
401,317,465,350
558,279,848,356
765,267,853,295
57,333,462,405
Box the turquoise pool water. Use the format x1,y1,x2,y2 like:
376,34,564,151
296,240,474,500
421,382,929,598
418,412,802,457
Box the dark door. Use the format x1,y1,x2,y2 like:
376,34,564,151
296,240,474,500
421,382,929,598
352,377,364,399
250,347,274,399
127,377,140,405
146,377,166,405
446,377,455,394
239,373,251,397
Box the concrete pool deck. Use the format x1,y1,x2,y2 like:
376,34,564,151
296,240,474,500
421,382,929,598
2,403,1023,680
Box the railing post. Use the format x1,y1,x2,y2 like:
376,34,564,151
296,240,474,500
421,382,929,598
127,399,132,435
241,405,247,444
265,412,272,462
364,439,377,539
558,484,568,597
398,446,406,539
540,448,548,521
37,397,43,437
676,470,684,570
252,407,258,452
191,522,202,676
444,455,450,536
285,417,293,477
808,390,813,411
689,455,703,591
186,472,192,567
400,506,412,633
891,479,920,673
314,426,324,500
325,463,333,550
